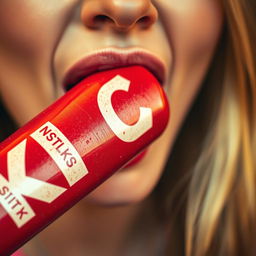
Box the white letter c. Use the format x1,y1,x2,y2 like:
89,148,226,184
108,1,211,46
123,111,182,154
97,75,153,142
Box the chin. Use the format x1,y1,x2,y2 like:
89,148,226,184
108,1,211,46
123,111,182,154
83,149,166,207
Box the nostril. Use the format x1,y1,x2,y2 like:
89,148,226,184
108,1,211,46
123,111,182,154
94,15,112,23
138,16,150,23
85,14,113,29
89,15,113,28
137,16,151,28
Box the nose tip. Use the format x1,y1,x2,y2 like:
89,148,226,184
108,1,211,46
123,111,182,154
81,0,158,31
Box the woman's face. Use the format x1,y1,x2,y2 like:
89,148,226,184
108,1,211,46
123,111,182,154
0,0,222,205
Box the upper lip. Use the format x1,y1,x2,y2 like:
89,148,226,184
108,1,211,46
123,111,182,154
63,48,167,90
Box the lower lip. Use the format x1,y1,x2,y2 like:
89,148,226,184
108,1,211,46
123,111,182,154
122,149,148,169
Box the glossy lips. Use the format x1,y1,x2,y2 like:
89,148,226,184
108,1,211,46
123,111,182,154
63,48,167,91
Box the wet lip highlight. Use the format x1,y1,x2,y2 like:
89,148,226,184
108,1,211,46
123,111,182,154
63,48,167,91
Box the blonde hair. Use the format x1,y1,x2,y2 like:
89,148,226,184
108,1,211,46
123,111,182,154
185,0,256,255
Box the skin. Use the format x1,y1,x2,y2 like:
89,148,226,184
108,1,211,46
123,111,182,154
0,0,223,254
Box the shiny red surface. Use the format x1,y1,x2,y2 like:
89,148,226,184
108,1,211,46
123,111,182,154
0,66,169,255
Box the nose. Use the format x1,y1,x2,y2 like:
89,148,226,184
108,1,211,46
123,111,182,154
81,0,158,32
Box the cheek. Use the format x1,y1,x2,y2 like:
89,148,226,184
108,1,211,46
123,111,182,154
175,7,222,69
0,2,74,60
164,1,223,73
0,1,76,125
157,0,223,156
161,1,223,102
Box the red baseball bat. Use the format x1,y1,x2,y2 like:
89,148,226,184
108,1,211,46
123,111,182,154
0,66,169,255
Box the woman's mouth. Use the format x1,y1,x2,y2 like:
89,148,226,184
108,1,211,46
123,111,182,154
62,47,167,91
61,48,167,168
